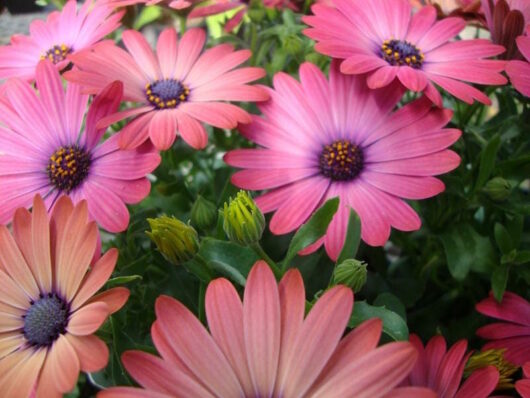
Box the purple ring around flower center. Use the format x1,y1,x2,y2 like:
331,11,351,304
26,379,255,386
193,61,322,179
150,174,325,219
47,145,91,193
145,79,190,109
23,292,70,347
319,140,364,181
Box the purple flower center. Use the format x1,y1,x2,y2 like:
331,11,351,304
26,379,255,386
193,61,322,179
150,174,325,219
41,44,72,65
145,79,190,109
319,140,364,181
23,293,69,347
381,39,424,69
47,145,91,193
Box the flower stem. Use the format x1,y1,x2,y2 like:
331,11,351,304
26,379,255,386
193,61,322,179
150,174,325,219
250,242,282,279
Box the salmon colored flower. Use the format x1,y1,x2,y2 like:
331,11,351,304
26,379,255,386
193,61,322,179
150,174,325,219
402,334,500,398
303,0,507,106
0,195,129,397
506,34,530,96
517,362,530,398
0,0,123,81
65,27,269,151
225,61,461,259
476,291,530,366
98,261,430,398
0,61,160,232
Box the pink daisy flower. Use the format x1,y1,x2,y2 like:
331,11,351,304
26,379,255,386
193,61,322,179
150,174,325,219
476,291,530,366
224,61,461,260
517,362,530,398
403,334,500,398
98,261,433,398
0,0,123,81
0,61,160,233
104,0,201,11
506,34,530,97
65,27,269,151
303,0,507,106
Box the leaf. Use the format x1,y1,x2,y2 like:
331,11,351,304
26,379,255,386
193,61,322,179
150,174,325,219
282,197,339,267
373,292,407,321
494,223,514,255
133,6,162,30
491,265,509,302
209,260,247,286
106,275,142,288
200,238,259,279
336,208,361,264
440,223,496,280
349,301,409,341
475,134,501,190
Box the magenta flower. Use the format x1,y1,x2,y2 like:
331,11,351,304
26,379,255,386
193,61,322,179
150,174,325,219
225,61,461,260
403,334,500,398
303,0,507,106
0,0,123,81
476,291,530,366
98,261,429,398
506,34,530,97
0,61,160,233
65,28,269,151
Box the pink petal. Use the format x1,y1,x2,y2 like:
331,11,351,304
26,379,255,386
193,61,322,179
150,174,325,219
157,28,178,79
231,168,317,190
149,111,178,150
366,150,460,176
66,334,109,373
383,387,438,398
362,172,445,200
506,60,530,97
99,388,172,398
43,335,80,393
68,301,109,336
417,17,466,52
122,29,162,81
476,291,530,326
427,74,492,105
341,55,387,75
476,322,530,339
427,40,506,62
176,111,208,149
406,6,437,43
174,28,206,80
454,366,499,398
88,287,130,314
434,339,467,398
367,66,398,89
424,335,447,388
323,199,350,261
181,102,251,128
397,66,428,92
118,113,154,150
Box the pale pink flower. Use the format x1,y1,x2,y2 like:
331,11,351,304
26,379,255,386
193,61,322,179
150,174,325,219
303,0,507,106
65,28,268,151
0,0,123,81
0,61,160,233
98,261,433,398
225,61,461,260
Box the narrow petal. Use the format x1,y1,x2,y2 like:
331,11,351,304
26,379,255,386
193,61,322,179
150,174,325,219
149,111,177,150
67,301,109,336
476,292,530,326
176,111,208,149
122,30,162,80
87,287,130,314
157,28,178,79
454,366,499,398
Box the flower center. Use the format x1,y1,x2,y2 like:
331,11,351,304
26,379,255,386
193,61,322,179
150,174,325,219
145,79,190,109
23,293,69,347
464,349,519,390
40,44,72,65
381,39,424,68
47,145,91,193
319,140,364,181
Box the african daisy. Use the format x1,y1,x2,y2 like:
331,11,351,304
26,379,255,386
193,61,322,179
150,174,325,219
303,0,507,106
0,0,123,81
0,195,129,397
0,61,160,233
224,62,461,260
98,261,433,398
506,34,530,97
65,27,269,151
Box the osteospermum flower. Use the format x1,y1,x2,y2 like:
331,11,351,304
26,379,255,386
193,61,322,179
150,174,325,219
0,0,123,81
403,334,500,398
506,34,530,96
65,27,268,151
0,61,160,232
0,195,129,397
225,62,461,259
98,261,433,398
303,0,507,106
476,291,530,366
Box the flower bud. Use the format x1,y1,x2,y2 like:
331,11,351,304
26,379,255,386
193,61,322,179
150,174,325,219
332,259,367,293
146,216,199,265
190,196,217,230
223,191,265,246
482,177,512,202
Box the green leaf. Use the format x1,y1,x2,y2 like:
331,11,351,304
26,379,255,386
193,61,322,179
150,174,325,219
349,301,409,341
209,260,247,286
373,292,407,321
336,208,361,264
199,238,259,279
282,197,339,267
494,223,514,255
440,223,496,280
475,134,501,190
491,265,509,302
106,275,142,288
514,250,530,265
133,6,162,30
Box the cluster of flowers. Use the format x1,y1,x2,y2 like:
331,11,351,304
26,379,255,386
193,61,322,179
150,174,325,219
0,0,528,396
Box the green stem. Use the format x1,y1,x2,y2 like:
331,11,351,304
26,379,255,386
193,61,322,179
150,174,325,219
179,15,188,35
198,282,206,324
250,242,282,279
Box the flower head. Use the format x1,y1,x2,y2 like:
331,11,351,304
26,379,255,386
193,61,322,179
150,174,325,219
65,27,269,151
225,62,461,260
0,61,160,232
464,348,519,389
476,291,530,366
303,0,507,106
404,334,500,398
223,191,265,246
506,34,530,97
0,0,123,81
0,195,129,397
98,261,426,398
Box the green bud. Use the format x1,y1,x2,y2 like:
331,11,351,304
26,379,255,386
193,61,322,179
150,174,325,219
190,196,217,230
332,259,367,293
483,177,512,202
223,191,265,246
146,216,199,265
282,35,303,55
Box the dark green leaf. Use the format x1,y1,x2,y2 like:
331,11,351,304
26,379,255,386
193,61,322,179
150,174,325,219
491,265,509,302
200,238,259,279
475,134,501,190
494,223,514,255
373,292,407,321
106,275,142,288
349,301,409,341
336,208,361,264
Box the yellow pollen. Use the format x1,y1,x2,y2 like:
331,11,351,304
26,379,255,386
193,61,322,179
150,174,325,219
464,349,519,390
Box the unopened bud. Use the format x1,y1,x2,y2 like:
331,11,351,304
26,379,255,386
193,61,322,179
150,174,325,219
483,177,512,202
223,191,265,246
190,196,217,230
332,259,367,293
147,216,199,265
